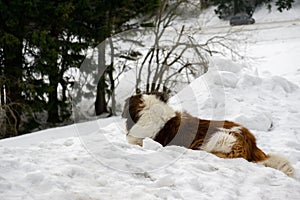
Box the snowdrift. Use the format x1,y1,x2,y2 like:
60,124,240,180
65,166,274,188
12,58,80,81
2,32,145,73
1,55,300,199
1,3,300,200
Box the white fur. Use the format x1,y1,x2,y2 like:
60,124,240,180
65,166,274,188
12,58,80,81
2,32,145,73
219,126,242,134
229,126,242,134
126,135,143,146
127,94,176,142
259,153,295,177
201,130,237,153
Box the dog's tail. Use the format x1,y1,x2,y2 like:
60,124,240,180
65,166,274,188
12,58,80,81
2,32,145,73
258,153,295,177
243,128,294,177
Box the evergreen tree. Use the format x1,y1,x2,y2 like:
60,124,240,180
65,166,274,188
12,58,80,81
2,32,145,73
212,0,295,19
29,0,87,124
0,0,160,138
0,0,39,137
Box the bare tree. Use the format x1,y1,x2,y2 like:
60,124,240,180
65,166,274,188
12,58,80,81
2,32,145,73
73,0,245,118
133,0,203,94
0,101,29,139
133,0,243,95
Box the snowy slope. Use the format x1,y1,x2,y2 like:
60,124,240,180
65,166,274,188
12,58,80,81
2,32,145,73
1,4,300,200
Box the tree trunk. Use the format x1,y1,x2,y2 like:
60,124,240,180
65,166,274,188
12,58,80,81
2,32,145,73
108,37,116,116
95,44,108,116
95,75,108,115
47,75,61,123
47,28,61,124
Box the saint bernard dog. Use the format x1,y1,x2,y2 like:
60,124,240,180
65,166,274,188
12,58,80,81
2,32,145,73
122,92,295,177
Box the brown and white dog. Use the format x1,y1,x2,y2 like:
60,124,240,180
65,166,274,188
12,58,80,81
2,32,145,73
122,93,295,177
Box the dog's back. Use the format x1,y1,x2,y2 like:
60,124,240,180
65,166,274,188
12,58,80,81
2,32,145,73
122,93,294,177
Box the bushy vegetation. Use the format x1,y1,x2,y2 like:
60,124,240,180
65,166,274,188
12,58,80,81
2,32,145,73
211,0,295,19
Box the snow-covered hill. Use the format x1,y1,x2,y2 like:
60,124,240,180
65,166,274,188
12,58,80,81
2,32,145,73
1,3,300,200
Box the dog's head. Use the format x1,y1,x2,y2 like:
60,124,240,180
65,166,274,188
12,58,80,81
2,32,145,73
122,92,174,145
122,92,169,129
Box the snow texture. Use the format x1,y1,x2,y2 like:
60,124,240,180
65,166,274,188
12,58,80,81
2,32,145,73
1,3,300,200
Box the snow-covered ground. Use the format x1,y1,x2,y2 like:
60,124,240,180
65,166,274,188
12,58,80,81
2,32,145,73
1,3,300,200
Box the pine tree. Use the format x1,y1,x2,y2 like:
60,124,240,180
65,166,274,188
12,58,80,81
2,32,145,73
0,0,160,137
0,0,39,137
211,0,295,19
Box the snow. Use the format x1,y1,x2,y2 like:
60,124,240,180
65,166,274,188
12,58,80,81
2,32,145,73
1,3,300,200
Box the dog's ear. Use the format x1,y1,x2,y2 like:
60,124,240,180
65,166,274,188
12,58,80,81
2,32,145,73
122,97,135,131
122,94,145,131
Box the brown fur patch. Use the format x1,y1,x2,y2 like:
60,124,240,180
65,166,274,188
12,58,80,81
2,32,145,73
122,94,145,131
154,112,268,162
123,94,268,163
